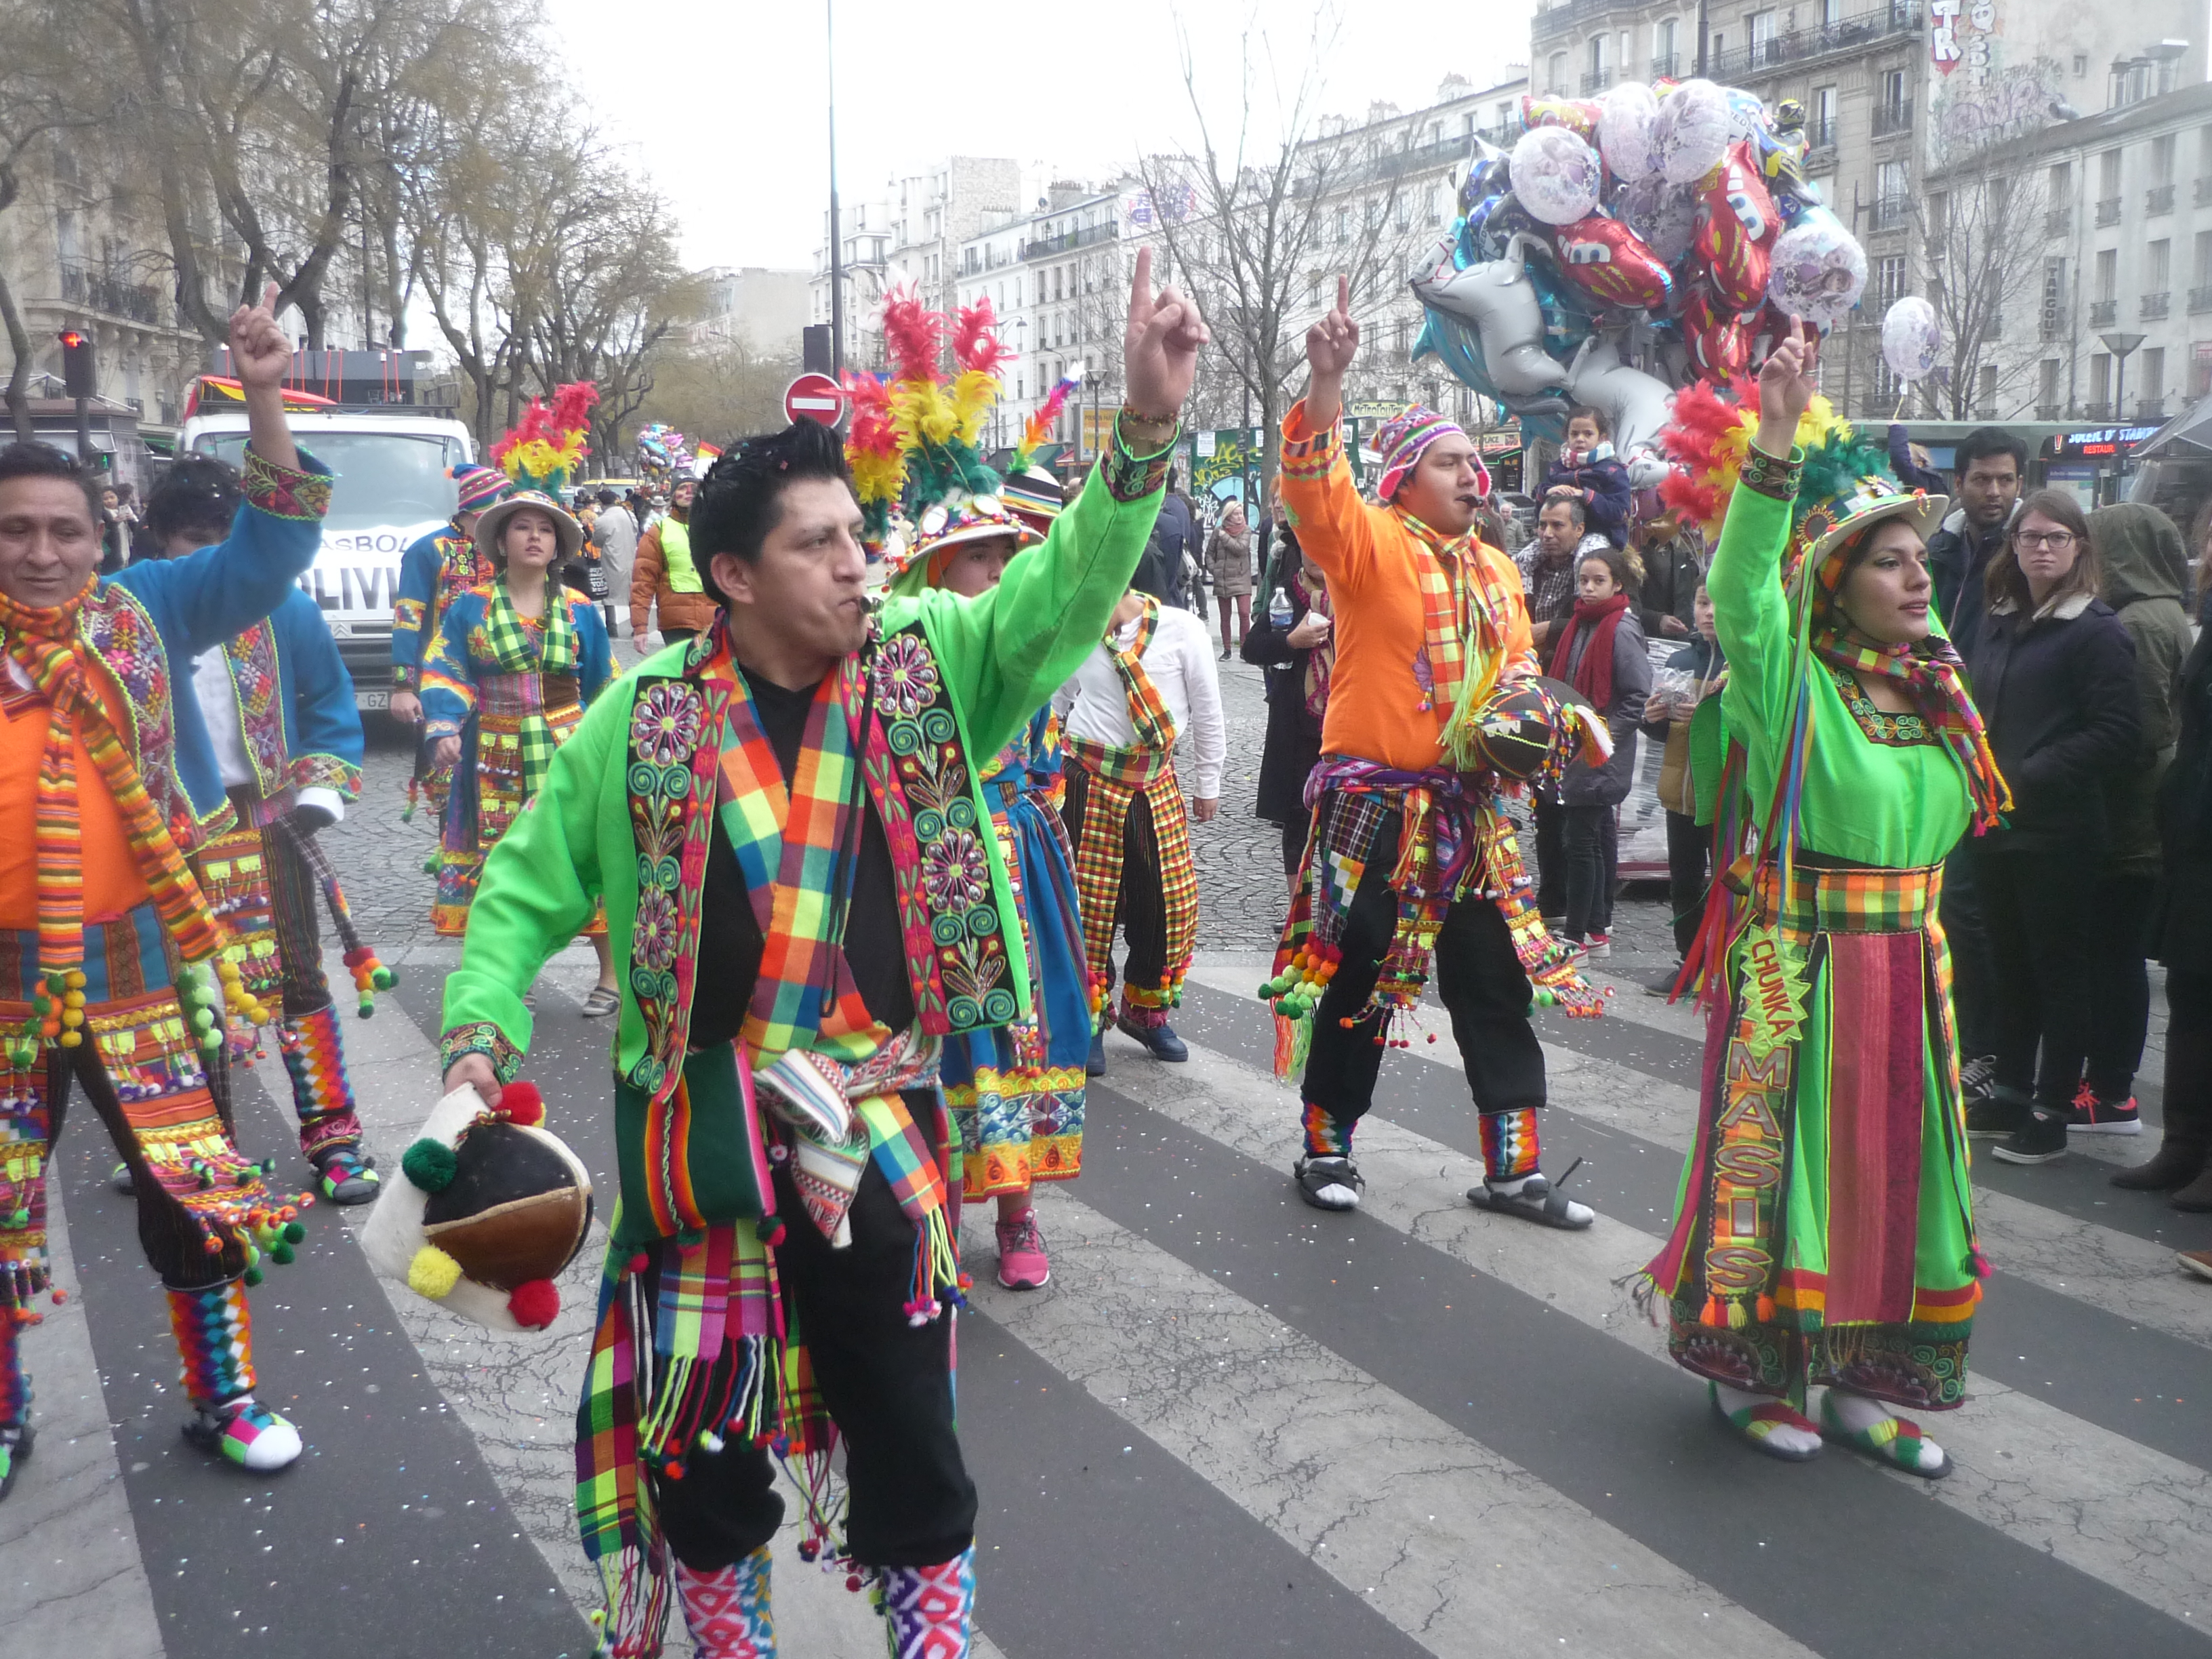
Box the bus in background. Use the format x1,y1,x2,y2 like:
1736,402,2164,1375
178,375,475,710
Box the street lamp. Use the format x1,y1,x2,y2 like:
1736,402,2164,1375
2100,330,2146,422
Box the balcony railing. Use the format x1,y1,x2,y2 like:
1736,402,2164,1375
1871,194,1912,230
2095,197,2122,226
2045,206,2070,236
1649,53,1679,79
2036,403,2063,420
2137,395,2170,420
1019,222,1117,262
2148,182,2176,215
1581,68,1614,94
1696,2,1921,75
2082,401,2113,419
2143,290,2171,319
58,263,161,327
1872,100,1914,136
2089,298,2118,325
1533,0,1639,44
2191,284,2212,312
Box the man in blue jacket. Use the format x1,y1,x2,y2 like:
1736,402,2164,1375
0,287,331,1493
142,455,380,1206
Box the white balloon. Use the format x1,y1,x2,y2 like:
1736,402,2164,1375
1881,295,1942,382
1767,207,1868,325
1509,125,1605,226
1597,82,1662,182
1618,175,1699,265
1654,79,1733,186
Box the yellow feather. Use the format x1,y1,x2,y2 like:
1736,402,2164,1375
851,450,905,506
949,369,1001,446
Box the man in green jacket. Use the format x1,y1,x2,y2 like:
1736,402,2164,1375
438,252,1204,1659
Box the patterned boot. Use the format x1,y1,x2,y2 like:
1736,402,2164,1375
0,1309,32,1503
281,1003,378,1204
166,1277,302,1471
879,1546,975,1658
675,1547,776,1658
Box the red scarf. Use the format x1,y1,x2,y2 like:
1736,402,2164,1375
1548,590,1631,713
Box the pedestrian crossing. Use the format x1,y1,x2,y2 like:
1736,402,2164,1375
12,944,2211,1658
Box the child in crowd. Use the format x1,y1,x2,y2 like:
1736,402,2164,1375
1544,545,1651,956
1543,405,1633,547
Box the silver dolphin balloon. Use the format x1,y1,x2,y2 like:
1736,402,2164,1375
1408,232,1570,401
1559,337,1676,463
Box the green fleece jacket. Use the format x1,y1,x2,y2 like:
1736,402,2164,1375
437,449,1169,1084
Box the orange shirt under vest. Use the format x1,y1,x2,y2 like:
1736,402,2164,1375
0,664,153,930
1276,398,1534,774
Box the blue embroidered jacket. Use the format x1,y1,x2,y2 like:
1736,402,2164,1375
391,523,493,690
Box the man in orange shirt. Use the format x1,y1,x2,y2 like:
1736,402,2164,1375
0,288,330,1498
1267,276,1599,1229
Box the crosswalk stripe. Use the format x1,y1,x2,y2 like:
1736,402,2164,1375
955,1196,1816,1659
1129,1031,2212,1629
1181,956,2212,1351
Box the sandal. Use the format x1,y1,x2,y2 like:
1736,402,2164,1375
1709,1383,1822,1462
580,985,620,1019
1818,1392,1953,1479
1465,1172,1595,1230
312,1145,382,1206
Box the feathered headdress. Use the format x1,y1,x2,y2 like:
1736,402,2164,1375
1010,371,1082,476
844,281,1034,590
491,382,597,498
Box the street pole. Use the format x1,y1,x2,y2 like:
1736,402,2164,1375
74,391,89,464
827,0,844,375
1696,0,1709,75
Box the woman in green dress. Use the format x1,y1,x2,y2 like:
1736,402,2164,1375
1639,323,2010,1479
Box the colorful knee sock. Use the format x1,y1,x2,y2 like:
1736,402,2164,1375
1302,1099,1351,1160
1479,1106,1541,1185
278,1002,363,1162
0,1308,26,1424
165,1277,255,1406
878,1546,974,1659
676,1548,776,1658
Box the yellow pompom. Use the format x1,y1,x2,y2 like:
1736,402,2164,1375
406,1244,464,1300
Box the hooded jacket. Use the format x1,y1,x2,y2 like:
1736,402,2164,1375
2093,502,2194,876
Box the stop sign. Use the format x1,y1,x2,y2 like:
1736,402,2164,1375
783,372,848,427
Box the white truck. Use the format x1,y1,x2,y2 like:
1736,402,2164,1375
178,396,476,710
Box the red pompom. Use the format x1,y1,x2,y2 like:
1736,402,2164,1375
498,1081,546,1126
507,1278,560,1330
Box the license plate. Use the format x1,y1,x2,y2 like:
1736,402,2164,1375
356,689,391,710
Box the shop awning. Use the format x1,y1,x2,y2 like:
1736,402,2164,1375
2133,393,2212,460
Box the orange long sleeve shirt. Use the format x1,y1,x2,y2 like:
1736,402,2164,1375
0,670,151,930
1277,399,1532,773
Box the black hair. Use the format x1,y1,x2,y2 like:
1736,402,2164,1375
1564,404,1610,438
689,421,853,606
0,442,102,523
1540,493,1588,531
596,488,617,506
1954,426,2026,478
144,455,243,552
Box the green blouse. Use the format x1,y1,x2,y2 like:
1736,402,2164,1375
1709,485,1971,869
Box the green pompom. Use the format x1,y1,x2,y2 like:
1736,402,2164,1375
422,851,441,875
282,1220,306,1244
401,1137,458,1193
243,1266,264,1288
270,1242,295,1266
357,996,375,1019
373,967,398,990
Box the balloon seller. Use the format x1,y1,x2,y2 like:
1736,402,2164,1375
434,253,1203,1658
856,312,1094,1294
1265,274,1605,1228
0,288,330,1491
1632,323,2003,1479
135,454,390,1208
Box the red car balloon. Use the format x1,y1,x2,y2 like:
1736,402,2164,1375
1695,141,1779,313
1553,214,1675,310
1520,91,1601,139
1683,286,1750,379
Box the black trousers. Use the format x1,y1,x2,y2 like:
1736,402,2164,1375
1280,814,1311,880
652,1154,977,1574
1975,845,2097,1109
1061,764,1172,1000
1301,808,1548,1128
2162,966,2212,1156
1561,803,1614,941
1664,808,1711,961
1533,792,1566,919
1940,844,1997,1061
2085,872,2158,1100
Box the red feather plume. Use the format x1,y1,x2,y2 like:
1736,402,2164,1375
880,285,943,384
952,301,1017,377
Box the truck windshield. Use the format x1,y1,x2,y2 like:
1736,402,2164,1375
194,431,467,530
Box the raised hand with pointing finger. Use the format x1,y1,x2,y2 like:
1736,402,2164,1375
1122,245,1209,430
1303,274,1359,431
228,281,301,472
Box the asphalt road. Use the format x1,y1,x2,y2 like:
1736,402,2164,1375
5,649,2208,1659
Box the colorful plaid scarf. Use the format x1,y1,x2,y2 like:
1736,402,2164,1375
1811,631,2009,833
1396,512,1522,766
1103,597,1176,749
0,583,226,970
481,575,579,798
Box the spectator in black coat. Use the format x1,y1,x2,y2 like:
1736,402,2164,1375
1967,490,2142,1166
1929,426,2026,661
1243,525,1331,884
2118,625,2212,1218
1629,495,1704,643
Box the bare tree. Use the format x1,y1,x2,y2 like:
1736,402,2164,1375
1914,168,2049,420
1134,10,1431,491
0,0,112,441
645,330,803,451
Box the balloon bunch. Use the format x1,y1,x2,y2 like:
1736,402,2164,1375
1412,78,1868,463
635,422,693,478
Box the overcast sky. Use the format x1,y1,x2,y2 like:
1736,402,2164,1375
541,0,1534,273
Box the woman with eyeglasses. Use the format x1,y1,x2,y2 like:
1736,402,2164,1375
1962,491,2141,1165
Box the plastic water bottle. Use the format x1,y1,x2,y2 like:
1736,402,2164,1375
1268,586,1293,630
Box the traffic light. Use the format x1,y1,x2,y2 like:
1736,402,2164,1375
58,329,94,399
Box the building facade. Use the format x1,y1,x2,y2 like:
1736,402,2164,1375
689,266,811,355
